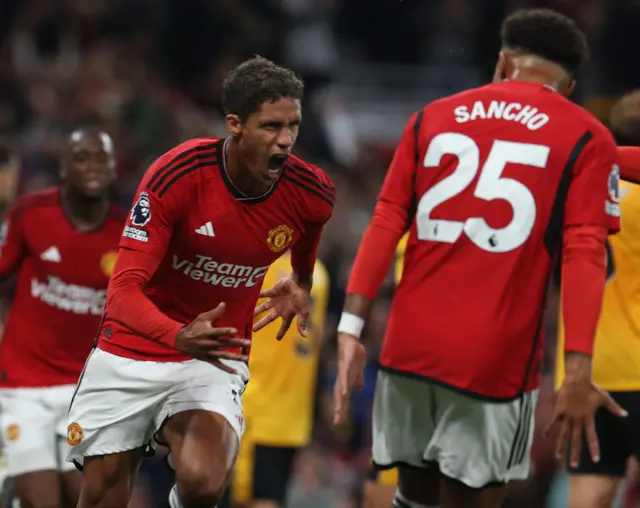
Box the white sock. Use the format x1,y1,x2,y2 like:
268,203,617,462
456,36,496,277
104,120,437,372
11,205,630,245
393,489,439,508
169,484,183,508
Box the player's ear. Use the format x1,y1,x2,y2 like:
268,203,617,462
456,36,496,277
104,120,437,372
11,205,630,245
492,51,507,83
563,79,576,98
226,114,243,137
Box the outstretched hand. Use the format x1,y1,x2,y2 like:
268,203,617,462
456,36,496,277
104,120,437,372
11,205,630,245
253,277,310,340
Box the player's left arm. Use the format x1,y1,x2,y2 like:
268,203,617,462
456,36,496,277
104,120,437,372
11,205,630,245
339,111,422,332
618,146,640,184
561,131,620,362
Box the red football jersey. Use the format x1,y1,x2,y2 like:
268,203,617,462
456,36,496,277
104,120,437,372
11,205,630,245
379,81,620,400
0,189,126,387
98,137,334,361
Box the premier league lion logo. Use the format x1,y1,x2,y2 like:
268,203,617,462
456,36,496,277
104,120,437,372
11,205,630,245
130,191,151,227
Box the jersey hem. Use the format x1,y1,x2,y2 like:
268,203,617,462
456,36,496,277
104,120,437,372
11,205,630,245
97,339,192,363
377,364,534,402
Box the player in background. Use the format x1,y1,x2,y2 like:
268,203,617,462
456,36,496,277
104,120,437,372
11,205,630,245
222,253,329,508
66,56,335,508
334,8,625,508
0,127,121,508
556,91,640,508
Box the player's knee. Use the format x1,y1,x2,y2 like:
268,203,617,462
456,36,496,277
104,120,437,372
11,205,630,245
176,467,227,508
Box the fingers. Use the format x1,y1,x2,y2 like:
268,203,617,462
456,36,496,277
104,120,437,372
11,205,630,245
197,302,226,323
207,350,249,363
276,315,293,341
333,376,350,426
254,299,274,317
253,309,278,332
197,336,249,349
202,327,238,338
569,420,583,467
209,359,239,375
296,314,308,338
584,418,600,464
601,390,629,417
554,418,570,461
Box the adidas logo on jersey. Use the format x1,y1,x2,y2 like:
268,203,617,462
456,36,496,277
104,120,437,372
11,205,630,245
40,246,62,263
195,222,215,237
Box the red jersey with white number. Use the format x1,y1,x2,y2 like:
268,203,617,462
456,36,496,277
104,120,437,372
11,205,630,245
378,81,620,400
98,137,334,362
0,189,126,387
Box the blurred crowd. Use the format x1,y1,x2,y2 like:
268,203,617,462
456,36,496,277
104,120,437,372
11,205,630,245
1,0,640,506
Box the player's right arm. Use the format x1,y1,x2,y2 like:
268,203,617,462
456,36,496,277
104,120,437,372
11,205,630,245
106,147,248,367
333,112,422,424
0,202,26,279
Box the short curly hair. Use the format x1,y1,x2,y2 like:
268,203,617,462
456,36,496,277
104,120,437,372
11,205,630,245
222,56,304,121
501,8,588,75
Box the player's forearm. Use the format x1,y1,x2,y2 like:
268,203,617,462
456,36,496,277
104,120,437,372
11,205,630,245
561,225,607,357
107,249,184,347
346,199,407,301
291,224,323,291
618,146,640,184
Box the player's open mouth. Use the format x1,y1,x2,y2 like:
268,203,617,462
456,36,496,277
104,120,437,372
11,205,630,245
267,154,288,178
85,176,105,191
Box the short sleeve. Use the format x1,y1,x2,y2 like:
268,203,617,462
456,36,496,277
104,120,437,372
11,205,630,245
0,204,26,277
120,177,181,260
564,132,620,234
377,110,423,210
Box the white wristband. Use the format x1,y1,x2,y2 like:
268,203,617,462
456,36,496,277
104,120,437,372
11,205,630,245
337,312,365,338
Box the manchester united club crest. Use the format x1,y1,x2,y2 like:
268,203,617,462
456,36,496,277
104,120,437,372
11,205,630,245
100,250,118,277
67,422,83,446
5,423,20,441
266,224,294,252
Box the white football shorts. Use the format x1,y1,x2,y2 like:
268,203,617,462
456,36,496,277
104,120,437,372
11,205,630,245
372,369,539,488
0,384,77,476
66,347,249,468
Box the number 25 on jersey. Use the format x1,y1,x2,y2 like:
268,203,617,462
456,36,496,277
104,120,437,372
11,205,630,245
416,132,550,253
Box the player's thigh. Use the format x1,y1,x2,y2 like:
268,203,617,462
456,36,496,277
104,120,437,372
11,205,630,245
439,475,508,508
251,444,298,505
67,348,177,469
77,448,144,508
0,388,58,477
425,386,539,490
372,370,436,469
12,470,61,508
567,475,622,508
163,410,239,505
160,359,249,505
362,480,395,508
398,466,440,506
60,467,82,506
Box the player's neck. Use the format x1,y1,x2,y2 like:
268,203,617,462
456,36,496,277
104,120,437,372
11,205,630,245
224,138,272,198
60,187,110,232
508,56,566,92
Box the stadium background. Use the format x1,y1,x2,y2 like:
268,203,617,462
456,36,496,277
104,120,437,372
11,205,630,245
0,0,638,506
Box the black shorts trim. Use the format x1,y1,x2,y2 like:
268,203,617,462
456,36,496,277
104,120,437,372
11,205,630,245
377,364,524,403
